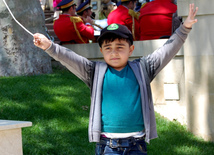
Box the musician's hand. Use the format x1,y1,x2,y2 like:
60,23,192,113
83,16,93,25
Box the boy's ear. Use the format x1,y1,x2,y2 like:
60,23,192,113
100,48,103,54
129,45,135,56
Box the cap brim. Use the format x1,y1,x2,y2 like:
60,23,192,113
97,31,129,43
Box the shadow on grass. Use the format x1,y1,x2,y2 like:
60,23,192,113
0,68,95,154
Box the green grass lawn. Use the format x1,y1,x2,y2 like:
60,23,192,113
0,67,213,155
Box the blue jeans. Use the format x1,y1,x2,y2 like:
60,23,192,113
95,137,147,155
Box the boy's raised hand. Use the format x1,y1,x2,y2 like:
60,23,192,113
33,33,52,50
183,3,198,28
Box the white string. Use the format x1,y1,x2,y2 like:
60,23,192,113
2,0,34,36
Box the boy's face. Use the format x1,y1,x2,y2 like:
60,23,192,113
100,39,134,71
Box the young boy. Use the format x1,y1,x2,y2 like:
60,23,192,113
33,4,198,155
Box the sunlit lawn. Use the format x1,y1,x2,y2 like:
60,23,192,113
0,67,213,155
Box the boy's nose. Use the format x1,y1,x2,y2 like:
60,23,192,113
111,49,118,55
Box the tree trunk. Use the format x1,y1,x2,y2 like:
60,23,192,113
0,0,52,76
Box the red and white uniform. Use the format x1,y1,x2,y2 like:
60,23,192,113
54,14,94,43
139,0,177,41
107,5,140,40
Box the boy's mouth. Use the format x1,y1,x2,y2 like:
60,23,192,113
111,58,120,60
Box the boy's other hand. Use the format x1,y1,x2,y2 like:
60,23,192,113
183,3,198,28
33,33,52,50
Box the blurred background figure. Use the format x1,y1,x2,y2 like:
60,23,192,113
135,0,148,12
107,0,140,40
53,0,62,9
53,0,94,44
99,0,117,20
139,0,177,41
53,0,62,19
77,0,105,32
76,0,93,24
134,0,142,12
40,0,46,11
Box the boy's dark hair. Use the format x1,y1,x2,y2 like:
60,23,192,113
98,33,132,47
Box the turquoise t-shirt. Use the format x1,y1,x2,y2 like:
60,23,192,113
101,65,144,133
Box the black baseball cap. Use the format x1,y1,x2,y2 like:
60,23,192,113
97,24,133,46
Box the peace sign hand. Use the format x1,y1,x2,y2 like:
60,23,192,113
183,3,198,28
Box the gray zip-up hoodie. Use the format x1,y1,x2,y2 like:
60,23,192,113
46,24,191,143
